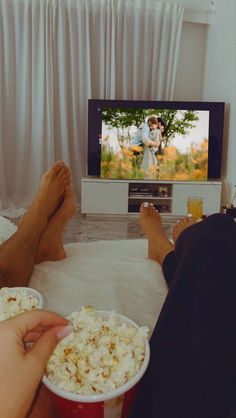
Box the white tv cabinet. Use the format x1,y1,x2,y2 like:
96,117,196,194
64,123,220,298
81,178,222,217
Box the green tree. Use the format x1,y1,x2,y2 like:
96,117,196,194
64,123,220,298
102,108,147,149
102,108,147,129
102,107,199,152
157,109,199,151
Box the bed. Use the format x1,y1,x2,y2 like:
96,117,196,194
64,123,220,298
0,216,168,333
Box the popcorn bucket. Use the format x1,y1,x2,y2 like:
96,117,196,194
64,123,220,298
43,312,150,418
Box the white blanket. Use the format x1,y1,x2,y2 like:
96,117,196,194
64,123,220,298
0,215,17,244
0,216,168,333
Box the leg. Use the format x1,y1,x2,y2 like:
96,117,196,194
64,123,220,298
131,213,236,418
25,191,75,418
172,215,197,244
162,216,197,287
161,251,177,288
0,162,70,288
35,185,76,263
140,206,197,287
140,203,174,264
140,202,175,287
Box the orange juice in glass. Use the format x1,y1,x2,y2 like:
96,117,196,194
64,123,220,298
187,197,203,219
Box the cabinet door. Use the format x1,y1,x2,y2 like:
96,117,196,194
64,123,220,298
81,181,128,214
172,183,222,216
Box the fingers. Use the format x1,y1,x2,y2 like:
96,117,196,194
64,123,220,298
24,331,43,343
23,326,57,343
5,310,69,339
27,324,73,375
23,322,73,342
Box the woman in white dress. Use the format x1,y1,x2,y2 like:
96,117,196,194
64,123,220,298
141,118,161,178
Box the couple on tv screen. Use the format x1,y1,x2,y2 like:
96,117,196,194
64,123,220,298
100,107,209,181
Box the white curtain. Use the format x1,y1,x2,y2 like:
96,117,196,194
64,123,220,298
0,0,184,214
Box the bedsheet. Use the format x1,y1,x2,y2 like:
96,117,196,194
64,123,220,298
0,216,168,333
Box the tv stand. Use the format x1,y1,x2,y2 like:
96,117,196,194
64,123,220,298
81,178,222,217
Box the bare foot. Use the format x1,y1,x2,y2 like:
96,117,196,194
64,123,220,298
20,161,71,233
172,216,197,244
140,203,174,264
35,185,77,263
35,162,71,218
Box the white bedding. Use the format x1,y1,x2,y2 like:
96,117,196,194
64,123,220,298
0,215,17,244
0,216,168,333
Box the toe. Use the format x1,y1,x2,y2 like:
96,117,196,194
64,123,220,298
65,184,73,194
57,166,67,179
140,202,149,214
148,205,156,216
51,161,65,175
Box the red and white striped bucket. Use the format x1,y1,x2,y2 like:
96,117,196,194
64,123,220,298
43,312,150,418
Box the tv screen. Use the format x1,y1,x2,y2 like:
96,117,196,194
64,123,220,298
88,100,224,181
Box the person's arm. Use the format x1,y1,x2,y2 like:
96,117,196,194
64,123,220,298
143,126,161,147
149,129,161,147
140,123,151,145
0,310,72,418
147,139,159,147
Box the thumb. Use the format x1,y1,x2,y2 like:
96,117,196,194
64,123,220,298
27,324,73,374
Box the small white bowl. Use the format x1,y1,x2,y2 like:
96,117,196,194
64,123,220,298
0,286,44,309
14,287,44,309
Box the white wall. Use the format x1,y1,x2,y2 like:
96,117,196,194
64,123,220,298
173,0,236,204
174,22,208,101
203,0,236,204
164,0,215,12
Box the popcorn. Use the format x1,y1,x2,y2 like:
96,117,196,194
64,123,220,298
0,287,40,320
45,305,149,395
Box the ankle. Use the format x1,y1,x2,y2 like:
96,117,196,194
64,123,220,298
36,247,66,264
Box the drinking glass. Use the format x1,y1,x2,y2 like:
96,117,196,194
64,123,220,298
187,197,203,219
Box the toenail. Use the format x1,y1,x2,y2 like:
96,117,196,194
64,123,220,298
143,202,149,207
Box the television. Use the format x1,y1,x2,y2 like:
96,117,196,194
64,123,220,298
87,100,225,181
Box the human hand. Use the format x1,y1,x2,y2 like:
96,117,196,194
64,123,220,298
149,140,158,147
0,310,72,418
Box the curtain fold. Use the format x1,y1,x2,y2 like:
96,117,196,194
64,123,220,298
0,0,184,214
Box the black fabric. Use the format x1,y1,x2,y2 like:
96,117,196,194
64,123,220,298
162,250,177,288
130,213,236,418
